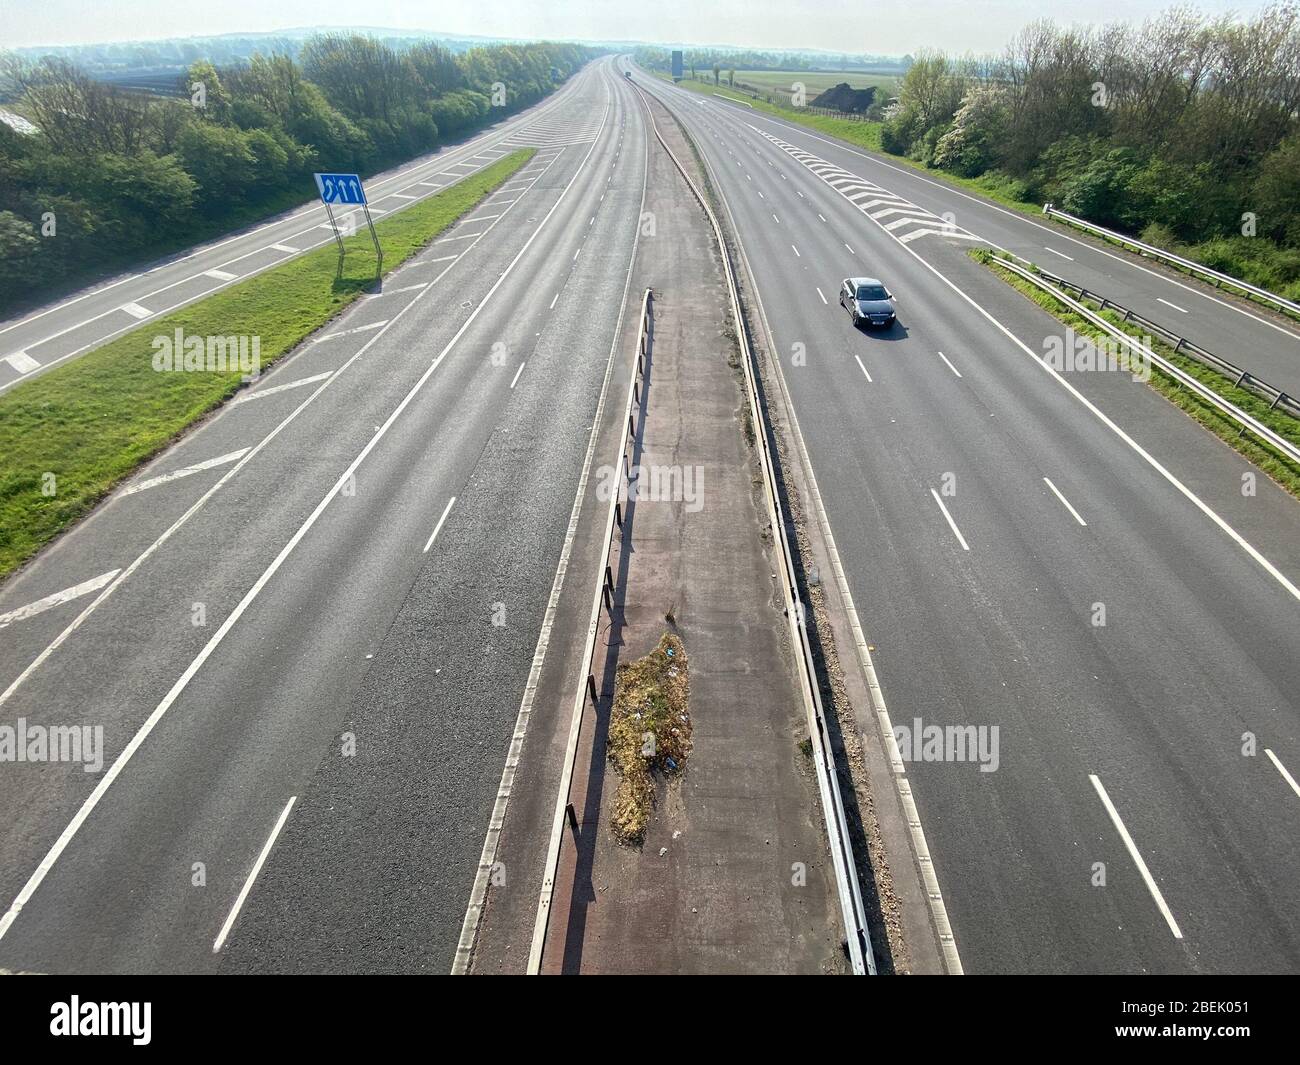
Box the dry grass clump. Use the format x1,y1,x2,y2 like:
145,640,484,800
607,633,691,844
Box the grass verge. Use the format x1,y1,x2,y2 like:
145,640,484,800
974,248,1300,499
607,632,691,845
0,148,535,581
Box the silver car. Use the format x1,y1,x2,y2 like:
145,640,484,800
839,277,896,328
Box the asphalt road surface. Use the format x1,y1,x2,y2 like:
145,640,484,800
0,57,648,974
646,76,1300,400
0,67,606,394
634,64,1300,974
2,52,1297,977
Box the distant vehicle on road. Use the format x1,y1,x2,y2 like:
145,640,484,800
839,277,896,328
624,70,632,79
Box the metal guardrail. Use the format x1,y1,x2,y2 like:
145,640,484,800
1027,264,1300,421
631,77,876,975
994,257,1300,467
1042,204,1300,320
527,287,653,974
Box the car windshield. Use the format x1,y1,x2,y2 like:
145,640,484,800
857,285,888,301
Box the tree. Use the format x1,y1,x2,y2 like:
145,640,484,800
1253,132,1300,243
0,210,40,288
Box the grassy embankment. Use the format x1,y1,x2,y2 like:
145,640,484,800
0,148,535,580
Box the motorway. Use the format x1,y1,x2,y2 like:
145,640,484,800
633,65,1300,973
0,68,606,394
0,57,648,973
2,47,1298,976
651,78,1300,400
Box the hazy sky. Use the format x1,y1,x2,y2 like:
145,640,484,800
1,0,1270,54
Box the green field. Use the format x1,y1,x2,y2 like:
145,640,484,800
657,72,885,151
0,148,534,580
728,69,900,101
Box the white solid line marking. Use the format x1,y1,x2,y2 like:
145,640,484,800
818,213,827,222
1157,297,1188,313
0,571,122,629
510,361,526,389
792,244,801,258
816,287,827,304
937,351,962,377
203,269,238,281
845,243,855,254
390,193,418,199
119,302,151,319
854,355,873,383
1044,246,1075,261
3,351,39,374
417,181,443,187
212,796,296,952
872,207,931,221
1089,775,1183,939
930,488,970,551
436,232,485,243
120,449,251,496
899,227,981,244
364,283,429,298
424,496,457,553
270,243,298,253
549,292,560,310
231,371,333,405
316,320,389,342
1043,477,1088,526
573,246,581,261
884,216,932,232
1265,749,1300,798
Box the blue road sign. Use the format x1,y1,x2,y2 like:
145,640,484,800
314,172,367,206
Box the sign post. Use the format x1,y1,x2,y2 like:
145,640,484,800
313,172,383,278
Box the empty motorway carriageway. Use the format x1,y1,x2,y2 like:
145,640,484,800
0,1,1297,1045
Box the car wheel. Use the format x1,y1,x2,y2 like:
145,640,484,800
851,311,860,327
